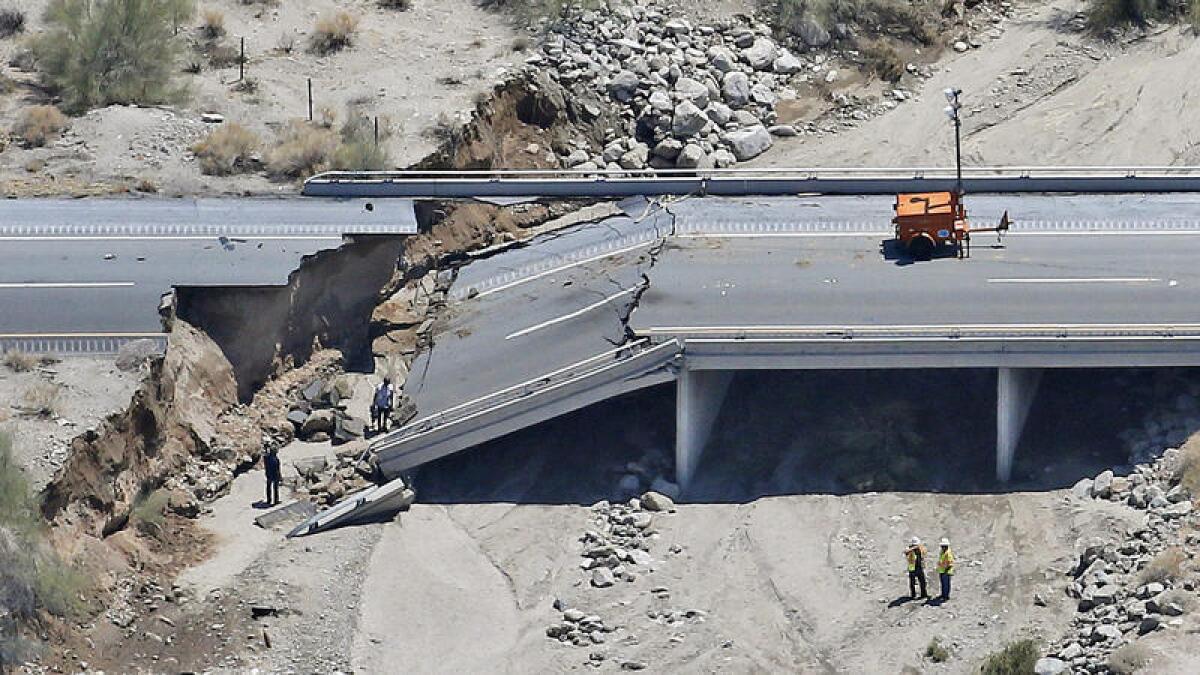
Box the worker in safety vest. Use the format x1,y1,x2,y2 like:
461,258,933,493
904,536,928,600
937,538,955,601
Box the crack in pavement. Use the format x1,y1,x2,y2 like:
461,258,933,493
607,196,679,347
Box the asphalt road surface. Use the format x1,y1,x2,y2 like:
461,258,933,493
406,193,1200,420
0,198,416,351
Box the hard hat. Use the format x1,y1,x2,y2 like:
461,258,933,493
940,538,950,547
910,536,920,546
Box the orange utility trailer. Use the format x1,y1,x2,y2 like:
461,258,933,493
892,191,1009,260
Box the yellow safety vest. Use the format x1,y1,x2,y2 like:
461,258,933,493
906,545,925,571
937,548,955,575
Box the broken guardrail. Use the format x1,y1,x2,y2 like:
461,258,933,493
371,339,682,477
303,166,1200,198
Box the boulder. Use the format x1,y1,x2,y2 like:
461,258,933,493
742,38,777,70
1071,478,1094,499
651,138,683,161
1162,500,1193,519
792,19,831,48
618,143,650,170
672,100,709,138
648,90,673,112
773,52,803,75
768,124,797,137
591,567,616,588
712,148,737,167
565,148,590,168
722,71,751,108
726,126,774,161
1033,657,1067,675
674,77,710,108
607,70,641,102
1138,615,1161,634
1089,624,1121,643
293,456,329,480
1093,470,1114,498
1058,643,1083,660
641,491,676,512
301,409,336,437
333,415,366,445
167,489,200,518
705,102,733,126
664,18,691,35
286,408,309,429
675,143,706,169
708,46,736,72
750,83,777,106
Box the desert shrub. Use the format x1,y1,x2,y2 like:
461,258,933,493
192,123,259,175
332,112,392,171
511,35,532,52
861,39,904,82
924,637,949,662
2,350,36,372
1087,0,1174,29
1108,642,1154,675
276,31,295,53
1158,588,1194,612
425,111,467,154
131,489,169,538
309,11,358,55
1177,441,1200,495
0,8,25,38
267,120,338,179
1138,547,1186,585
33,0,193,113
979,639,1039,675
378,0,412,9
13,105,69,148
199,8,225,39
772,0,934,45
21,381,61,417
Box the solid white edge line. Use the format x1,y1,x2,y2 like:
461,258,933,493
506,288,636,340
473,240,655,300
986,277,1161,284
0,282,136,289
637,322,1200,334
0,236,346,241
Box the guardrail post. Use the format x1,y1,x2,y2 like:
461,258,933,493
676,368,733,492
996,367,1043,482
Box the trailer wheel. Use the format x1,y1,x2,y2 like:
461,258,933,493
907,235,935,261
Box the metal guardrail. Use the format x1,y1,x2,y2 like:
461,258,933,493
0,333,166,355
303,167,1200,198
374,338,666,449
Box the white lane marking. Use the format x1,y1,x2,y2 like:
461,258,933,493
505,288,636,340
0,282,135,289
473,240,655,300
0,236,345,241
987,277,1162,284
677,232,889,239
639,322,1200,335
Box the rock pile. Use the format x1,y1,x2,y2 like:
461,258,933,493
286,375,368,445
580,493,672,587
1046,446,1198,670
290,441,378,506
529,1,808,171
545,608,617,647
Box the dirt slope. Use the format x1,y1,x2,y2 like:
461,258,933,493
755,0,1200,168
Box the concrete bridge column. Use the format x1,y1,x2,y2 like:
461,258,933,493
676,369,734,492
996,367,1043,482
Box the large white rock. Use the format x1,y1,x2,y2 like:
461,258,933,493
618,143,650,170
606,70,641,102
674,77,709,108
675,143,706,169
722,71,751,108
648,90,673,112
1093,469,1114,498
726,126,773,161
707,46,736,72
1034,657,1067,675
705,102,733,126
742,38,777,70
652,137,683,160
671,100,709,138
773,52,803,75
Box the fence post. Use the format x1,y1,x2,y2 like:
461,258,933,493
307,78,313,122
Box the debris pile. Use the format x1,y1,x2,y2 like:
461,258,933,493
286,375,367,445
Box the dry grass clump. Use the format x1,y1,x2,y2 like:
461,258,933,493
199,8,225,39
308,11,358,55
13,105,68,148
2,350,37,373
1137,547,1186,585
332,113,392,171
0,7,25,39
131,489,170,539
21,381,61,418
861,39,904,82
267,120,338,179
1108,642,1154,675
1177,440,1200,495
511,35,532,52
192,123,259,175
924,637,949,662
378,0,412,9
979,639,1038,675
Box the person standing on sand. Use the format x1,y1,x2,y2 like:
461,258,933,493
905,536,929,600
264,447,281,506
937,538,956,601
371,377,395,434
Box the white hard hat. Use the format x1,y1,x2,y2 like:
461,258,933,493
940,538,951,547
910,536,920,546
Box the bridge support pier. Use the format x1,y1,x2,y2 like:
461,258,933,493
676,369,733,492
996,367,1043,482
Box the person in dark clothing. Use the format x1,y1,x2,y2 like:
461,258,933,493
371,377,395,434
905,536,929,600
264,447,282,506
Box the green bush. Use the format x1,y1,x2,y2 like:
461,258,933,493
33,0,193,113
980,639,1039,675
131,489,169,539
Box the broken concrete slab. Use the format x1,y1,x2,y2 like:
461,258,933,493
254,500,319,530
287,479,414,537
